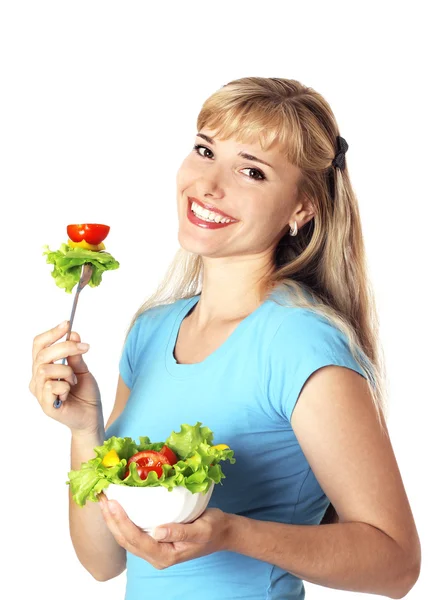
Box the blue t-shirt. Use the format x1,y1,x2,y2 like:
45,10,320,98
106,291,368,600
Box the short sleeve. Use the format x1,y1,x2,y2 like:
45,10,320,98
265,309,369,423
118,315,145,389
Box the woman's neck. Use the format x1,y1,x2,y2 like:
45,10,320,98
190,276,274,330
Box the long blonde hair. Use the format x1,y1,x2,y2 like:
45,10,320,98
124,78,389,518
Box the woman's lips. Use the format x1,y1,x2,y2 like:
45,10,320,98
186,200,238,229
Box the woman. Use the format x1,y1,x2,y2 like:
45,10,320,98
29,77,420,599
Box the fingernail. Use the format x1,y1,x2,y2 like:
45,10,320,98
107,501,117,516
58,320,69,328
77,343,90,351
73,374,78,385
152,528,168,540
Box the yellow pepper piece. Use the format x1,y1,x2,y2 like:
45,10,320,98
211,444,229,451
102,449,121,467
67,239,106,252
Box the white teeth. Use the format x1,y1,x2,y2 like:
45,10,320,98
191,201,233,224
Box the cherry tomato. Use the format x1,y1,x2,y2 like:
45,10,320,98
159,445,178,465
124,450,170,481
67,224,110,245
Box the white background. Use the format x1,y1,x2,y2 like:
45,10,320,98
1,1,433,598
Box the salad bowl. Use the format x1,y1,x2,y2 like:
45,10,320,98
104,481,215,532
67,422,235,533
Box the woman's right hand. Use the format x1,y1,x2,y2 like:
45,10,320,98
29,320,103,435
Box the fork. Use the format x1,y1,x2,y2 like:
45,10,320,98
53,263,93,409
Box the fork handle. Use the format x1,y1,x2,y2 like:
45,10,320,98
53,288,82,409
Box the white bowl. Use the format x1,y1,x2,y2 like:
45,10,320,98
104,483,215,532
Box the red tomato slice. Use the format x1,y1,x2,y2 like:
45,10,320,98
67,224,110,245
136,461,163,480
127,450,171,468
124,464,161,481
159,445,178,465
125,450,170,481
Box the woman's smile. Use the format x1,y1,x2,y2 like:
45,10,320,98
188,196,238,221
186,198,239,230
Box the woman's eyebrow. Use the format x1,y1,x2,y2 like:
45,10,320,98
196,133,274,169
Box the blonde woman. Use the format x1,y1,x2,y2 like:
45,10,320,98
30,77,420,599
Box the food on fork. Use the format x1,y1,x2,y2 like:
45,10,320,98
43,223,120,293
67,422,236,507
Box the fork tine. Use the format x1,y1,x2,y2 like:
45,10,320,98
78,263,93,291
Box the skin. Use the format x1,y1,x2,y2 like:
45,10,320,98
97,129,421,596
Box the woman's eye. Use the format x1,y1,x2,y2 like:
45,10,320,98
240,167,266,181
192,144,266,182
193,144,213,159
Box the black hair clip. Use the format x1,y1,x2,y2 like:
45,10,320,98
327,135,349,201
332,135,348,170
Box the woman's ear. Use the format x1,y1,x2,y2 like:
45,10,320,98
295,198,316,228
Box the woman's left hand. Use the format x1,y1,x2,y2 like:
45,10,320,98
98,493,233,569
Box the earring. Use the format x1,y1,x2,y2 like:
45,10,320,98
288,221,298,236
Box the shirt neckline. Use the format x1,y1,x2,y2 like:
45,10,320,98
165,293,272,379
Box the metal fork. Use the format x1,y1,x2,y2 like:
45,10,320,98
53,263,93,409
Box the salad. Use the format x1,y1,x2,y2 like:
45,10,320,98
68,422,236,507
43,223,120,293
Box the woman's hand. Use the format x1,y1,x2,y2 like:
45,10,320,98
29,320,103,435
98,493,233,569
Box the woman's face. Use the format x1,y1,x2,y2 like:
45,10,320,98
176,127,309,260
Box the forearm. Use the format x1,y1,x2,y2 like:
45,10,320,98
226,515,417,599
69,429,126,581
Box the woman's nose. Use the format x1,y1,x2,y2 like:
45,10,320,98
196,167,226,197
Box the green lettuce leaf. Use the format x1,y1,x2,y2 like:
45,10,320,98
67,422,236,507
165,422,213,459
42,243,120,293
